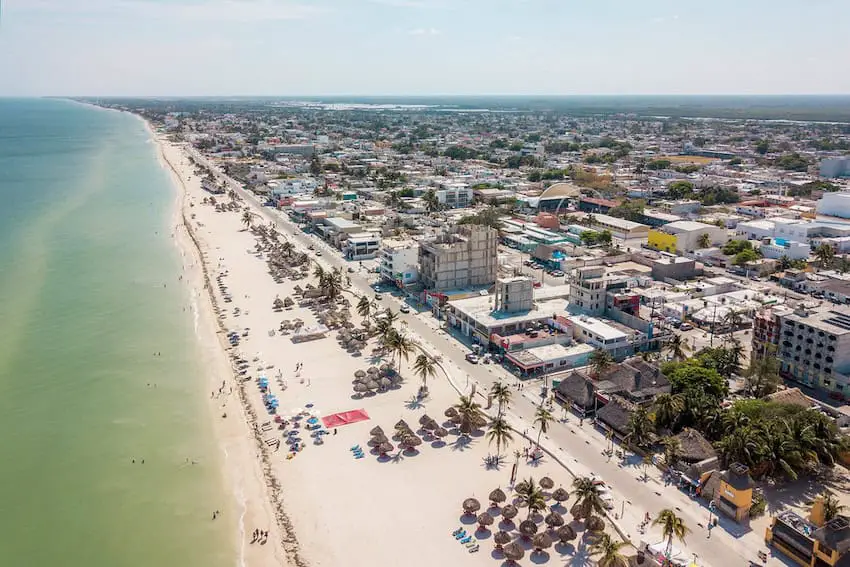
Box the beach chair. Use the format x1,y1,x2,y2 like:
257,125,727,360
460,536,472,544
452,528,464,536
350,445,361,451
454,530,467,540
468,545,479,553
465,539,477,548
355,454,364,459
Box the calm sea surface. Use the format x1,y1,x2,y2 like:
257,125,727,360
0,99,233,566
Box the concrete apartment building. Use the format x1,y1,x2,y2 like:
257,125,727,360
778,307,850,397
418,225,498,291
494,276,534,313
378,241,419,287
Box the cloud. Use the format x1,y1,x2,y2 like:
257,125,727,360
368,0,428,6
8,0,326,21
408,27,441,36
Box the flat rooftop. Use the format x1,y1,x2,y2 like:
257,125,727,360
509,343,595,367
449,296,568,329
567,315,629,341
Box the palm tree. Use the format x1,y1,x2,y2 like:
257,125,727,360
490,381,512,417
723,310,743,335
227,189,237,202
423,188,440,213
386,329,415,375
664,334,688,361
745,355,782,398
591,532,629,567
453,395,487,437
515,477,546,519
652,509,691,560
816,243,835,268
312,264,326,281
356,296,374,321
279,240,294,257
534,406,554,447
412,354,437,392
486,415,514,457
589,349,614,378
822,490,847,522
626,406,654,448
697,232,711,249
653,393,684,430
241,210,254,229
662,437,683,469
320,268,346,301
572,476,606,519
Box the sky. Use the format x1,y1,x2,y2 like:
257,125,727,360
1,0,848,96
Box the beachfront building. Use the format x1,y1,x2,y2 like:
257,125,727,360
568,266,632,316
418,225,498,292
342,233,381,261
777,307,850,397
766,497,850,567
378,241,419,288
647,220,728,253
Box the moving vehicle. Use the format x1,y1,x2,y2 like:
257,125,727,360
374,293,383,301
399,304,410,314
680,323,693,331
465,353,480,364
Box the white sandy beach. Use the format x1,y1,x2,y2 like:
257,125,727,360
155,133,609,567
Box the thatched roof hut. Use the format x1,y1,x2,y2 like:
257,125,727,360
672,427,718,463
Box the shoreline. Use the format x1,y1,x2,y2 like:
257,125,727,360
149,124,294,567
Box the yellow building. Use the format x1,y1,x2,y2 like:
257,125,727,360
765,496,850,567
648,229,678,253
700,462,754,523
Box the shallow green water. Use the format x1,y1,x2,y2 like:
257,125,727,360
0,99,234,566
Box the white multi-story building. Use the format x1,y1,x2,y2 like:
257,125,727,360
820,158,850,179
378,243,419,287
818,192,850,219
436,183,473,209
778,308,850,396
758,238,811,261
343,233,381,261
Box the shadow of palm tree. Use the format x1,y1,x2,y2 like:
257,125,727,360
405,397,424,410
451,436,475,452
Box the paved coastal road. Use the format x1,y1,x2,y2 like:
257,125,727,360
193,150,779,567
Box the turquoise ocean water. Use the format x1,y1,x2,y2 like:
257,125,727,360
0,99,233,566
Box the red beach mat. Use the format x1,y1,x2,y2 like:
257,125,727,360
321,409,370,428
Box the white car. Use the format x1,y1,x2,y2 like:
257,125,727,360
399,304,410,314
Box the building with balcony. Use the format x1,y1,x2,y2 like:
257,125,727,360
378,241,419,287
343,233,381,261
435,183,473,209
418,225,498,292
778,308,850,397
568,266,632,316
766,504,850,567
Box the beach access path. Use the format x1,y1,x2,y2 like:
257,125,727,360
187,145,787,567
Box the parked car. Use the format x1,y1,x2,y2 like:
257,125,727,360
374,293,383,301
465,353,480,364
399,304,410,314
680,323,693,331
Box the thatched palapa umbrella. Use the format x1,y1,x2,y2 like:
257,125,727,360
423,419,439,431
418,414,432,426
545,511,565,529
370,425,384,437
379,377,392,390
476,512,494,530
556,524,577,544
489,488,507,508
532,532,553,552
503,542,524,563
552,487,569,504
444,407,458,419
462,498,481,515
394,419,409,430
493,530,511,550
377,441,394,454
518,519,538,538
586,515,605,533
354,369,367,378
539,476,555,490
570,502,586,520
366,380,379,390
353,383,368,393
501,504,518,521
434,427,448,438
367,366,379,375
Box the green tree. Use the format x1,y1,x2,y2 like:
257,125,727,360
490,381,512,417
652,509,691,560
571,476,607,519
515,477,547,519
662,437,683,468
412,353,438,392
755,139,770,155
310,154,322,175
241,210,254,229
589,349,614,377
664,334,689,362
815,243,835,268
666,180,694,199
626,406,655,448
591,533,629,567
745,356,782,398
486,415,514,457
385,329,415,375
734,248,760,266
453,395,487,437
356,295,374,321
697,232,711,249
423,189,440,213
653,393,685,430
534,406,554,447
822,490,847,522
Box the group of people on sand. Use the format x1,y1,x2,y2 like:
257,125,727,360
251,529,269,545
